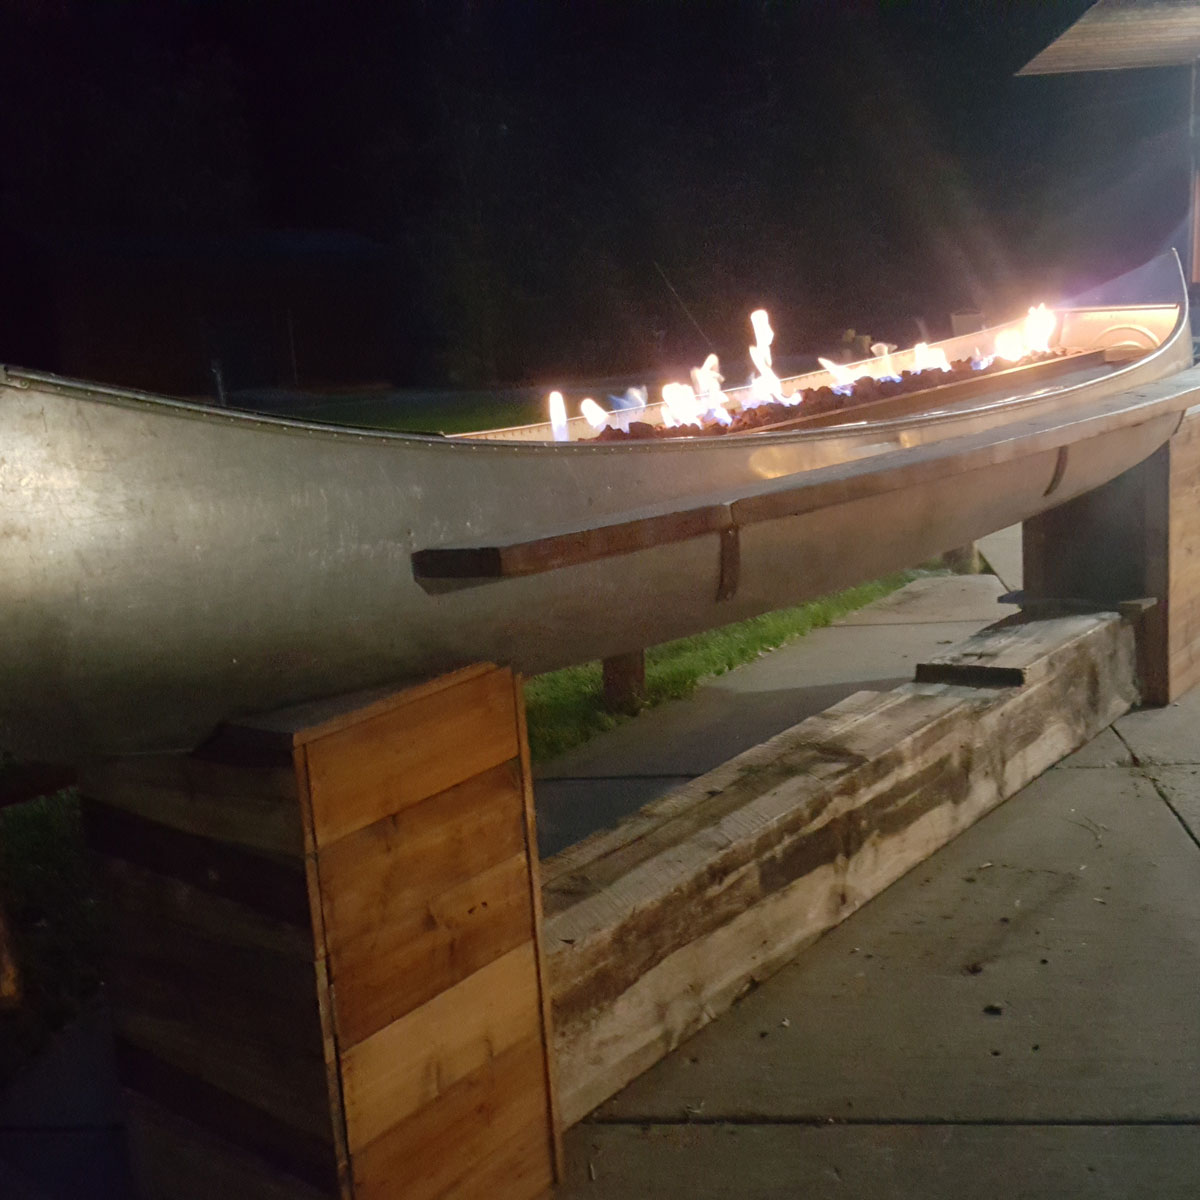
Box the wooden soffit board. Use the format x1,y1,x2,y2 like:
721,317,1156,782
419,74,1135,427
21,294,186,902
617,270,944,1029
1020,1,1200,75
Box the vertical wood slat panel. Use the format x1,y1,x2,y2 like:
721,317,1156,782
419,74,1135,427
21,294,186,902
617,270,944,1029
338,941,543,1153
304,669,520,847
317,761,531,1046
350,1034,550,1200
513,672,566,1181
94,663,556,1199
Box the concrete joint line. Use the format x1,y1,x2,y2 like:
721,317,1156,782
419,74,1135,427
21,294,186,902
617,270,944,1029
1111,725,1200,854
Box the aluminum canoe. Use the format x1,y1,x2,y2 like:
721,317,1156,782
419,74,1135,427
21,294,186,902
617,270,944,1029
0,252,1194,763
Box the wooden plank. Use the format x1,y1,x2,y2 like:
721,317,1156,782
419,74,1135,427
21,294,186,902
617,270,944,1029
288,740,352,1193
83,801,311,927
339,941,542,1152
1022,403,1200,704
545,612,1139,1127
316,761,525,960
915,613,1118,687
602,651,646,715
96,855,316,960
81,756,304,857
103,905,328,1055
126,1090,333,1200
119,1043,339,1194
1167,407,1200,699
412,506,731,581
513,672,565,1181
304,667,519,846
217,663,497,749
436,1118,556,1200
351,1034,551,1200
328,851,534,1047
317,761,531,1044
114,1006,336,1144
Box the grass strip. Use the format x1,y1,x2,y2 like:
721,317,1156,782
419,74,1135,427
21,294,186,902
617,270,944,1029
524,571,922,762
0,788,101,1080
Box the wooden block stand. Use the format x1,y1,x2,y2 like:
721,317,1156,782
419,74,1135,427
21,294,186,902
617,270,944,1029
82,664,560,1200
1024,403,1200,703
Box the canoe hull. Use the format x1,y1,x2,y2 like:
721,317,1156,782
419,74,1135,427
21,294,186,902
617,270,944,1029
1,253,1195,763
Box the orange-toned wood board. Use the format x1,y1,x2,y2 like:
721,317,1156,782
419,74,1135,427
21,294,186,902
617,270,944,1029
83,664,559,1200
1023,403,1200,702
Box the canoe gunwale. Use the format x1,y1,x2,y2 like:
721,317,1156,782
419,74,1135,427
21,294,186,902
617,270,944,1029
413,368,1200,584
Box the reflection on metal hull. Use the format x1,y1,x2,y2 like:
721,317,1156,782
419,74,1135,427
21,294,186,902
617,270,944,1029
0,253,1194,762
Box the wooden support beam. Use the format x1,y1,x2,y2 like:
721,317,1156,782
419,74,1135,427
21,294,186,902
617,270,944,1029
1023,404,1200,702
84,665,560,1200
542,611,1139,1127
602,652,646,715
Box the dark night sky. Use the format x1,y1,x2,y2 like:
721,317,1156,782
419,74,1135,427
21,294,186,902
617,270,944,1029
0,0,1191,389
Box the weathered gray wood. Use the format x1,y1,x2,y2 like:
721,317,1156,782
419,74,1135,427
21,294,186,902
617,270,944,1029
544,611,1140,1127
914,612,1121,687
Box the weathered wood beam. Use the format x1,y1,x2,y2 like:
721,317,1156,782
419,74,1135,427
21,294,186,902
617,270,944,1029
542,611,1139,1127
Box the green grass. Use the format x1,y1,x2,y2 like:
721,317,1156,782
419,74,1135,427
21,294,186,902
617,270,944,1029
0,789,102,1080
280,391,543,434
524,571,921,762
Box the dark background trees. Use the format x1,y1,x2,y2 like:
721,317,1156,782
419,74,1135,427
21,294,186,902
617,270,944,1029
0,0,1190,392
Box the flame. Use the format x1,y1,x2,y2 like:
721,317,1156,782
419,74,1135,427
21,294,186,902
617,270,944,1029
580,397,608,430
548,391,569,441
871,342,901,382
691,352,724,400
661,382,704,428
1024,303,1056,354
993,328,1025,362
748,309,783,407
608,385,648,432
818,356,857,386
994,303,1056,364
690,352,730,422
912,342,951,374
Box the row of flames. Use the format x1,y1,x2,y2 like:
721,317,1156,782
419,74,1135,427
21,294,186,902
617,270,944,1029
547,302,1058,441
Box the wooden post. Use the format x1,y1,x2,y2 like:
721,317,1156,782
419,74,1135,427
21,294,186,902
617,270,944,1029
1023,407,1200,703
941,543,981,574
84,664,560,1200
602,651,646,715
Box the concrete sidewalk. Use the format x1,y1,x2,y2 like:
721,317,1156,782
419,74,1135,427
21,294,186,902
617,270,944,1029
536,571,1020,857
553,539,1200,1198
558,704,1200,1197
